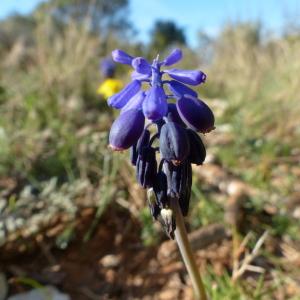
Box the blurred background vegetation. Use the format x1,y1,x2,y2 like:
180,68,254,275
0,0,300,299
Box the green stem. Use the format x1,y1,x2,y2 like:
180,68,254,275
172,199,208,300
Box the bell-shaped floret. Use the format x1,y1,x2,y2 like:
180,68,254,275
136,129,150,154
108,80,141,109
186,129,206,165
136,146,157,188
109,109,145,151
163,161,192,216
164,69,206,86
160,122,190,165
166,103,186,127
176,95,215,133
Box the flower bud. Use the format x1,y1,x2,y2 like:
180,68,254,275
121,91,145,113
108,80,141,109
176,95,215,133
163,48,182,66
142,85,168,121
112,49,133,65
160,122,190,165
186,129,206,165
164,69,206,86
136,146,157,188
132,57,152,75
109,109,145,151
167,80,197,98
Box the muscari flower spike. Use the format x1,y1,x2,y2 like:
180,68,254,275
100,58,116,78
107,48,215,238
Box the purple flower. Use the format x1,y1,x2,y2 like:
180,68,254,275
107,48,215,235
121,91,145,112
100,58,115,78
107,48,210,126
112,49,133,65
108,80,141,109
109,109,145,151
164,69,206,86
186,129,206,165
131,71,151,81
132,57,152,75
167,80,197,98
163,48,182,66
160,122,190,165
176,95,215,133
136,146,157,188
166,103,186,127
142,86,168,121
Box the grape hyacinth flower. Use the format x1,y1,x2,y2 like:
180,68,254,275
107,48,213,299
97,58,123,99
100,58,116,78
108,48,214,238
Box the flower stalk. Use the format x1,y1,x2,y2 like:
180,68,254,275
172,198,208,300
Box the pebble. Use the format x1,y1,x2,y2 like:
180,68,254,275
99,254,121,268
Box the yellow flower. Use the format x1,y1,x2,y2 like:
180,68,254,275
97,78,123,99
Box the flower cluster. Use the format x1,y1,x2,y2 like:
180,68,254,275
107,48,214,238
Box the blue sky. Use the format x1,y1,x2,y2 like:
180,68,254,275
1,0,299,47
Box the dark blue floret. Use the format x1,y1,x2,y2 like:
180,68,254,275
160,122,190,165
167,80,198,98
109,109,145,151
176,95,215,133
137,129,151,154
166,103,186,127
136,146,157,188
186,129,206,165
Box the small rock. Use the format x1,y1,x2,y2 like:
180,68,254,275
99,254,121,268
5,216,17,233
